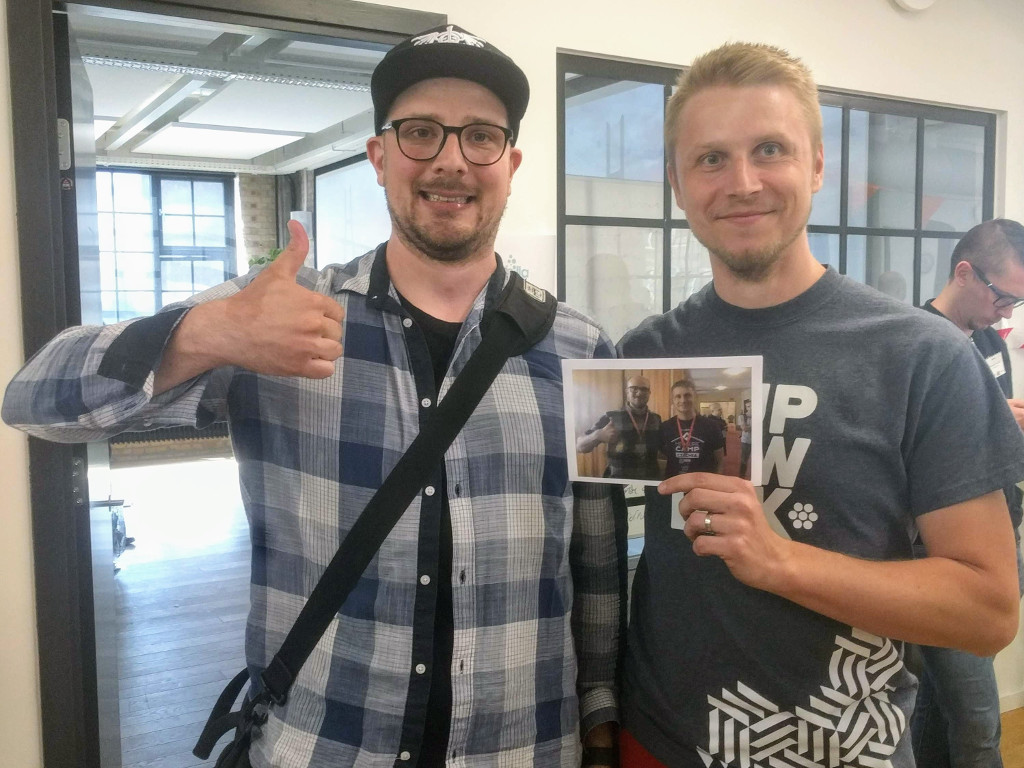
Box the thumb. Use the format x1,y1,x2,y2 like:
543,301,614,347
267,219,310,278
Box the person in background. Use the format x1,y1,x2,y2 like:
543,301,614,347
736,398,752,480
617,41,1022,768
913,217,1024,768
3,24,623,768
706,403,728,454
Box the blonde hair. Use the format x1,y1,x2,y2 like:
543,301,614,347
665,42,822,166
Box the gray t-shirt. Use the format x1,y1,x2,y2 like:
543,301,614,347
619,268,1024,768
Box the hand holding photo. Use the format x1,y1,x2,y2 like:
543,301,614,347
562,356,763,487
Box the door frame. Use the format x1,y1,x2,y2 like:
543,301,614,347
5,2,443,765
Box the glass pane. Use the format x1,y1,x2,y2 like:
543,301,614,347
116,252,156,291
160,291,194,307
847,235,914,303
193,260,225,290
669,229,712,307
100,291,118,324
163,214,194,246
808,233,840,271
314,159,390,267
99,251,117,291
112,172,152,214
195,216,226,247
96,172,113,212
565,76,664,219
161,260,193,292
809,105,842,226
117,291,156,319
193,181,225,216
98,212,115,252
848,111,916,229
921,237,958,302
922,120,985,232
564,224,662,343
114,213,154,252
161,179,193,215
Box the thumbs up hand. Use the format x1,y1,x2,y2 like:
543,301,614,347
222,220,344,378
153,221,344,395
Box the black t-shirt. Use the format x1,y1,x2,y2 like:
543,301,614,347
400,296,460,767
923,300,1022,530
586,409,663,480
659,414,724,478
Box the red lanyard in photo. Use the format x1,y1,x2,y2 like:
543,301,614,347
627,409,649,436
676,415,696,453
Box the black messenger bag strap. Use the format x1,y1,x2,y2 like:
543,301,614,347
194,273,557,762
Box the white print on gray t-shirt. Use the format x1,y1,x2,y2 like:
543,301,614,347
757,383,818,539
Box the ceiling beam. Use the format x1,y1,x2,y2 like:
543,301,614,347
97,31,251,152
250,107,374,173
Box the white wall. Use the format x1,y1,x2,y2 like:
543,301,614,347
3,1,1024,759
0,2,45,765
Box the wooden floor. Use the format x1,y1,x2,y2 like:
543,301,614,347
114,460,249,768
1004,708,1024,768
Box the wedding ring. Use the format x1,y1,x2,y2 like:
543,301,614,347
703,514,715,536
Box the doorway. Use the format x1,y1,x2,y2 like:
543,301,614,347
7,2,442,766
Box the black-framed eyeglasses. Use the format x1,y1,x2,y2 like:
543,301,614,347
380,118,513,166
626,386,650,393
971,264,1024,309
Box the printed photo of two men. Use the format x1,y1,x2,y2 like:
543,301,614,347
563,357,763,487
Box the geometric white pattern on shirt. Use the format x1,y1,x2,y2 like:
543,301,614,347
700,628,905,768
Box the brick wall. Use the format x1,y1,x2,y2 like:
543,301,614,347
237,173,278,268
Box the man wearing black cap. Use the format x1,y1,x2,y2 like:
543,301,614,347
3,23,622,768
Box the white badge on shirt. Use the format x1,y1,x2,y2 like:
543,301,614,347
986,352,1007,379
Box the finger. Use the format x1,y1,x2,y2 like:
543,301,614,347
312,338,343,362
321,316,343,342
314,294,345,324
301,358,336,379
677,486,740,518
685,509,727,540
267,219,311,278
658,471,747,496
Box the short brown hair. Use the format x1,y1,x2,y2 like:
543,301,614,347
665,42,822,167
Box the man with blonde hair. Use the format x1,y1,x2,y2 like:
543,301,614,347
619,42,1023,768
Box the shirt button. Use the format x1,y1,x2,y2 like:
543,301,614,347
420,574,430,585
454,483,461,496
415,663,426,674
424,486,435,496
399,751,411,761
459,570,466,584
402,317,413,328
421,397,432,408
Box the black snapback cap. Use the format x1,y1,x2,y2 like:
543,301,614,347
371,24,530,144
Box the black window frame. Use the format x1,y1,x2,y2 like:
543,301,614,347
557,52,996,308
93,167,237,323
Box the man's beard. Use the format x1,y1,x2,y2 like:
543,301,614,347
386,189,505,264
702,206,811,282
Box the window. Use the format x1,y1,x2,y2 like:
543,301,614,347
313,154,390,268
91,169,236,324
557,53,995,327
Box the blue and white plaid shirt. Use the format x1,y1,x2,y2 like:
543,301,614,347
3,247,625,768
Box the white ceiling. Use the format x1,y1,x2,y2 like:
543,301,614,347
67,5,386,174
